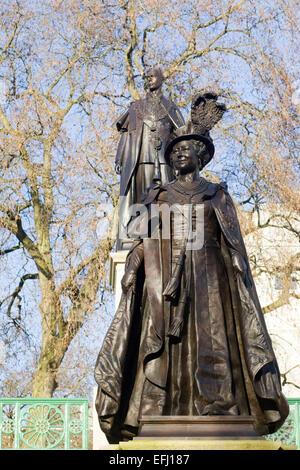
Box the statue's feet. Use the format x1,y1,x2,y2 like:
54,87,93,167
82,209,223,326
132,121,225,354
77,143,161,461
120,425,138,441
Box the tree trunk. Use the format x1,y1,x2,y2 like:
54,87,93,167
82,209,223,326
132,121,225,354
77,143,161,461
31,357,58,398
32,275,62,398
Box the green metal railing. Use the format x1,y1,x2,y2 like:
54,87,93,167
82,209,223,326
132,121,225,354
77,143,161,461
0,396,299,450
266,398,300,449
0,398,89,450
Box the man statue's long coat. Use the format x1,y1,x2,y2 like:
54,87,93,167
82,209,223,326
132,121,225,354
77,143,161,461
94,179,289,443
115,92,184,233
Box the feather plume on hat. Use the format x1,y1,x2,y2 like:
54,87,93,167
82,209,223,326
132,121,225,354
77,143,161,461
165,91,227,167
190,91,227,135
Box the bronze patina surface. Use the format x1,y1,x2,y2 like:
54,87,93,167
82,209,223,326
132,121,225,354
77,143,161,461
95,92,289,444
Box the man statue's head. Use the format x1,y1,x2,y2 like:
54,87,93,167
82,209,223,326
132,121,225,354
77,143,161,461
145,68,164,92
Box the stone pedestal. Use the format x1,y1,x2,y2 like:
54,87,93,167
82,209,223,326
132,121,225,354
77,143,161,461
109,416,297,450
109,250,129,307
116,439,296,450
136,415,260,440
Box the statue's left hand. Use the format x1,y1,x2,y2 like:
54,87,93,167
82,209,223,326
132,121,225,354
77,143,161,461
232,252,247,280
121,270,137,294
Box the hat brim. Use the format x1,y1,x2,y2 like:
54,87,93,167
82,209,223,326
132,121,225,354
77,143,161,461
165,133,215,166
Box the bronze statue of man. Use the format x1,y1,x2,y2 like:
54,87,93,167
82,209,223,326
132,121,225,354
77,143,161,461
115,68,184,246
95,94,288,443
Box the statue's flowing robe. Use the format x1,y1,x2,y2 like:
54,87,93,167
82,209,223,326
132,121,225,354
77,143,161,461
94,180,289,443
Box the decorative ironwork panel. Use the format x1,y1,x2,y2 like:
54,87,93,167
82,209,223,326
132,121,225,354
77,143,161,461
265,399,300,449
0,398,89,450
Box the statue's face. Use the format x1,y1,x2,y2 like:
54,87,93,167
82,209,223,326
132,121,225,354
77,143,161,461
146,69,163,91
170,140,199,174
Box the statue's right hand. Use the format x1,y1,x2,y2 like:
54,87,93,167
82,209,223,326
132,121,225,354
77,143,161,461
121,270,137,294
115,163,121,175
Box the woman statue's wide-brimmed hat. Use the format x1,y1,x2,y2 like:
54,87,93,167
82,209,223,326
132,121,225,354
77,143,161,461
165,121,215,167
165,92,226,168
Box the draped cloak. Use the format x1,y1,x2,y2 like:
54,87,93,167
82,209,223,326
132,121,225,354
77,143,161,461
94,179,289,443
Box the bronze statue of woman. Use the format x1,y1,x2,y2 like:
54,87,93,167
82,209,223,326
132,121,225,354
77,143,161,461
95,93,288,443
